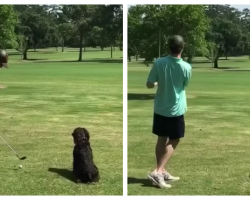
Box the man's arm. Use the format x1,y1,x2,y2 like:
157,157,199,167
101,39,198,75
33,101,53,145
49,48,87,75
146,61,158,89
184,66,192,87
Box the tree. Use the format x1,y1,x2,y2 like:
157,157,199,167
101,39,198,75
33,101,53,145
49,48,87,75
14,5,53,60
47,4,74,52
62,5,96,61
128,5,166,62
128,5,209,63
128,5,146,61
91,26,109,50
0,5,17,48
58,23,75,52
240,8,250,58
97,5,123,58
205,5,242,68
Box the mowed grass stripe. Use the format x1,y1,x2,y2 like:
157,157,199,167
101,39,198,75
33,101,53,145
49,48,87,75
0,48,123,195
128,57,250,195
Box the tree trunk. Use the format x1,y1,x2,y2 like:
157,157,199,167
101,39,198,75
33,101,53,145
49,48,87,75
136,55,138,61
101,45,104,51
225,52,228,60
23,49,28,60
114,46,115,51
187,56,193,63
213,57,219,68
56,47,58,51
128,56,131,62
84,47,86,52
78,34,83,61
62,39,64,52
111,46,113,58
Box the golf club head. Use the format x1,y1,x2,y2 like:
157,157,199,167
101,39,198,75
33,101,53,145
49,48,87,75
20,157,26,160
16,155,26,160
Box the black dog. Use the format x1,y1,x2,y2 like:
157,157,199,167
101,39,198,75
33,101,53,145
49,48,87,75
72,127,100,183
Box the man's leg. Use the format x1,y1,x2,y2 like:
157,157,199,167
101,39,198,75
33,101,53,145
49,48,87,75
149,137,179,188
156,138,180,174
148,114,184,187
154,136,168,172
162,115,185,182
148,114,171,188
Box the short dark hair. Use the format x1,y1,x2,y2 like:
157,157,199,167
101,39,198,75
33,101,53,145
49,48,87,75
168,35,184,54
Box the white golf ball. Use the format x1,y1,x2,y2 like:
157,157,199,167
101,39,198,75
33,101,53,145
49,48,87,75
19,165,22,169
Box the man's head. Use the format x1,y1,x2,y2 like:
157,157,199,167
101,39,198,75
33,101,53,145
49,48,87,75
168,35,184,55
0,49,8,68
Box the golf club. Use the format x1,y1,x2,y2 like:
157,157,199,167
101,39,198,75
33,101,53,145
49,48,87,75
0,135,26,160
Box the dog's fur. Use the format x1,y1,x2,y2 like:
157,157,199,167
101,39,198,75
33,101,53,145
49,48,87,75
72,127,100,183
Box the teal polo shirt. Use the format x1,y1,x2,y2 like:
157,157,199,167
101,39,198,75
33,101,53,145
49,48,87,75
147,55,192,117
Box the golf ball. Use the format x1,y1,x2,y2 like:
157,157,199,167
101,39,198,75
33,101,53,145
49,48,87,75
19,165,22,169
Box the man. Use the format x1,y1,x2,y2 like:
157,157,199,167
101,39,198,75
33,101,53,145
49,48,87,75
146,35,192,188
0,49,8,89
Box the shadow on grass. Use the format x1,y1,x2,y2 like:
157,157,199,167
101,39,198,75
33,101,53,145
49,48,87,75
48,167,75,183
192,60,215,64
128,93,155,100
224,70,250,72
213,67,240,69
30,51,59,54
128,177,157,188
8,52,21,56
8,52,56,56
25,59,48,61
192,58,230,64
191,65,240,69
232,60,249,62
67,49,111,52
35,59,122,64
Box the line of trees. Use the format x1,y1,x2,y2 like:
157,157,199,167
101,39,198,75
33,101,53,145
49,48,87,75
128,5,250,68
0,4,123,61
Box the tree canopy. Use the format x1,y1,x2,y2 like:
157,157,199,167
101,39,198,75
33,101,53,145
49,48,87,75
128,4,250,68
0,4,123,61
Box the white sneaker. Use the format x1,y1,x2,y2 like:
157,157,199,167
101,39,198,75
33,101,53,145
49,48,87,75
147,172,171,189
163,172,180,183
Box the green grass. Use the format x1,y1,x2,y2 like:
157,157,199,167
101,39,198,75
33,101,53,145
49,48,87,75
128,56,250,195
0,48,123,195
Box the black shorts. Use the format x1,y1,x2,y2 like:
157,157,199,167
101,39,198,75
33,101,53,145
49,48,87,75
152,113,185,140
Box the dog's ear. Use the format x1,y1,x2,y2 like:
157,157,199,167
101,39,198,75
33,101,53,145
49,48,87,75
83,128,90,140
72,130,76,137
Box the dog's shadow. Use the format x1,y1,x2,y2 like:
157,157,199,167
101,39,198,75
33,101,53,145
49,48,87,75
48,167,75,183
128,177,157,188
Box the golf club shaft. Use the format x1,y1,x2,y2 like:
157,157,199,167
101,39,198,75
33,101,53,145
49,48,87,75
0,135,20,158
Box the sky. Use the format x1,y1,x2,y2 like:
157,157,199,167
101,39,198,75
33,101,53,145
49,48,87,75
127,4,250,10
232,4,250,10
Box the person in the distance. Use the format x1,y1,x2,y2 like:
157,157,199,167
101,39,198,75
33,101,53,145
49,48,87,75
146,35,192,189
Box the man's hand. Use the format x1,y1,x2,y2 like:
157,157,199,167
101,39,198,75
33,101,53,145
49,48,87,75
146,81,158,88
